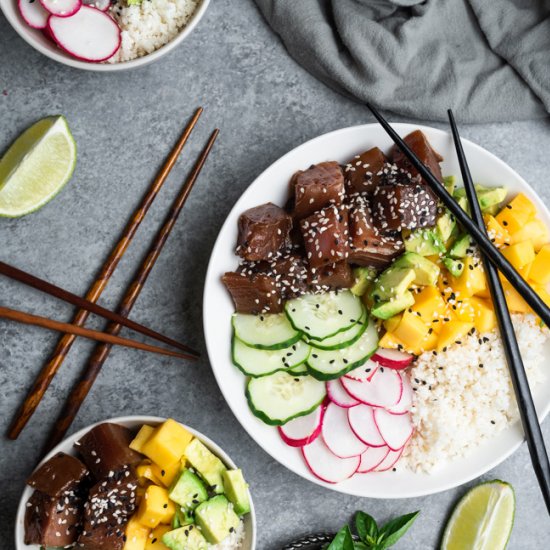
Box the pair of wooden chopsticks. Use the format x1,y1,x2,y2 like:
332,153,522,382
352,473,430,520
367,104,550,513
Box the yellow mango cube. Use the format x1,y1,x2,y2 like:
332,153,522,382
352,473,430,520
502,240,535,270
529,244,550,285
437,321,474,351
136,485,176,529
469,297,497,333
496,193,536,233
452,299,476,324
502,281,532,313
412,286,447,321
130,425,155,454
383,314,403,333
509,218,549,250
141,419,193,470
136,461,163,486
394,311,430,350
378,332,406,351
124,517,150,550
150,460,182,488
419,329,438,352
484,215,510,248
449,257,487,298
145,525,171,550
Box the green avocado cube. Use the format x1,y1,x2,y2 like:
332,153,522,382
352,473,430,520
392,252,440,286
449,233,472,258
162,525,208,550
404,228,446,256
371,291,415,320
222,469,250,515
169,469,208,509
443,257,465,277
350,266,377,296
195,496,241,544
184,439,227,494
370,266,416,302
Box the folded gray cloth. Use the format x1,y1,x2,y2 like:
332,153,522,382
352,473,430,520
254,0,550,122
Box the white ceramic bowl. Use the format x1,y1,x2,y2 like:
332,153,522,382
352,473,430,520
0,0,210,71
203,123,550,499
15,416,256,549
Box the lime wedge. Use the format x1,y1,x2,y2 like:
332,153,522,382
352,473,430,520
441,480,515,550
0,115,76,217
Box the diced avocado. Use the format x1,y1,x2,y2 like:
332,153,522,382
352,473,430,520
435,210,457,244
456,196,470,214
371,291,415,320
184,439,227,494
222,469,250,515
172,507,195,529
370,266,416,302
443,175,456,195
483,203,500,216
453,185,507,212
162,525,208,550
169,469,208,509
350,266,377,296
392,252,440,286
404,228,445,257
449,233,472,258
443,257,465,277
194,496,241,544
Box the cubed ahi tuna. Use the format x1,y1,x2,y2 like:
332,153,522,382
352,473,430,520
309,261,353,291
292,161,345,219
348,197,404,267
345,147,389,194
236,203,292,261
372,184,437,231
222,271,282,314
75,423,141,480
27,452,88,498
301,205,350,268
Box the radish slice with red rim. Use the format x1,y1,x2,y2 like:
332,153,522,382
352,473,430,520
341,367,403,408
373,448,404,472
372,348,413,370
322,402,367,458
387,373,413,415
278,405,324,447
48,6,121,63
83,0,110,11
302,437,360,483
348,404,386,447
326,379,359,408
344,359,379,382
40,0,82,17
357,446,390,473
18,0,49,28
373,409,413,451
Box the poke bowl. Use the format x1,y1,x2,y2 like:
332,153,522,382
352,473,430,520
0,0,210,71
15,415,256,549
203,122,550,498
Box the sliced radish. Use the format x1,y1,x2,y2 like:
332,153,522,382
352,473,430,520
345,359,379,382
357,446,390,473
48,6,121,62
278,405,324,447
83,0,110,11
373,448,403,472
348,404,386,447
341,367,403,408
322,402,367,458
326,379,359,408
40,0,81,17
374,409,413,451
372,348,413,370
387,373,413,415
302,437,360,483
18,0,49,28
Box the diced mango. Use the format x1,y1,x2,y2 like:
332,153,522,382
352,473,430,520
533,285,550,308
419,329,438,352
378,332,406,351
141,419,193,470
136,461,163,486
136,486,176,529
145,525,171,550
437,321,474,351
484,215,510,248
452,299,475,323
412,286,447,321
393,311,430,350
383,314,403,333
469,297,497,333
124,517,150,550
502,240,535,270
502,280,532,313
150,460,182,489
449,257,487,298
509,218,549,250
130,425,155,454
529,244,550,285
496,193,536,233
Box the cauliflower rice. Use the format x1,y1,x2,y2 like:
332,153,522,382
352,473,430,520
403,313,548,472
108,0,200,63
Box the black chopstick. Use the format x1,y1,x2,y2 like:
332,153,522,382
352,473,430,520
366,103,550,327
449,109,550,514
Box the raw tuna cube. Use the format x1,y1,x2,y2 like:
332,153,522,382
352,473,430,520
345,147,389,194
292,161,345,220
266,253,310,300
301,205,350,268
222,271,282,314
309,261,353,291
236,203,292,261
372,184,437,231
75,423,141,480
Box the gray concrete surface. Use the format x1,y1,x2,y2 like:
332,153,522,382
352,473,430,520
1,1,549,548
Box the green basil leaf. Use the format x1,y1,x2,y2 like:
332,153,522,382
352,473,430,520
355,511,378,543
328,526,355,550
378,511,420,548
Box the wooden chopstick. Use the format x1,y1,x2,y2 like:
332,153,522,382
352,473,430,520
0,306,193,360
7,108,203,440
44,129,219,452
448,109,550,513
366,103,550,327
0,261,199,357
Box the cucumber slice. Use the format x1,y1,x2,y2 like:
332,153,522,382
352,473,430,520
288,363,308,375
232,313,302,350
306,318,379,380
246,371,326,425
232,336,311,377
285,291,363,340
306,309,368,350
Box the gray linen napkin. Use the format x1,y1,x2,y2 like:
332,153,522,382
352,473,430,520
254,0,550,122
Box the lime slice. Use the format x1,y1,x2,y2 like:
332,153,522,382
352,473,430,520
441,480,515,550
0,115,76,217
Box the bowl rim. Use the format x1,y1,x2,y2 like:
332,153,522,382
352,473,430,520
14,415,257,549
0,0,210,72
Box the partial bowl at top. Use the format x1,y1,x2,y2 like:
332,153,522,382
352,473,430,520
0,0,210,71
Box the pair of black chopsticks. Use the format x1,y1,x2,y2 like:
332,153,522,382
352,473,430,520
367,104,550,514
